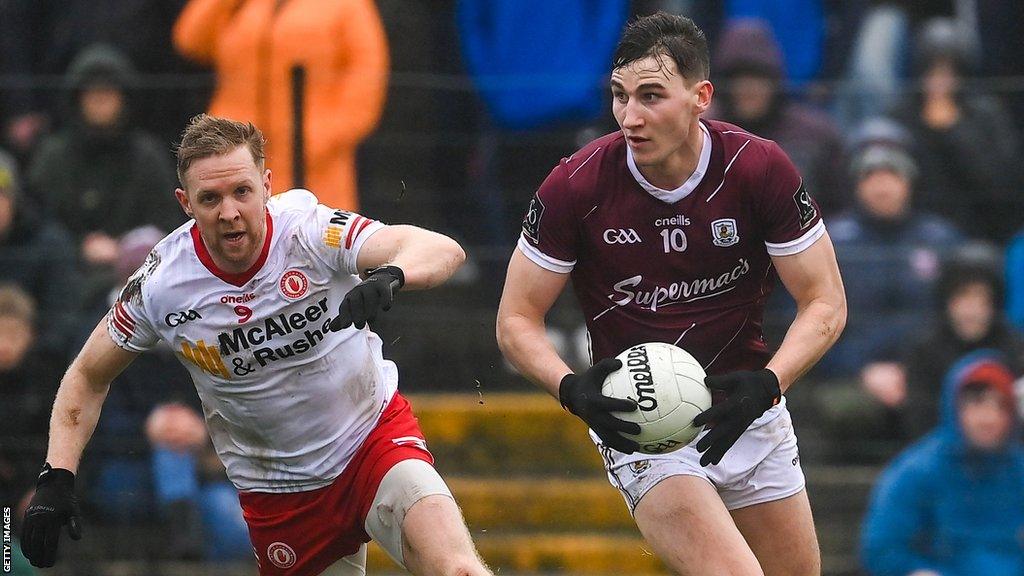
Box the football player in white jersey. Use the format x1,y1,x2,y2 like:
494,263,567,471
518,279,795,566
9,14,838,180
21,115,492,576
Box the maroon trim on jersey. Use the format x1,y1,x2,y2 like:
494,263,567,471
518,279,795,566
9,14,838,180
191,211,274,287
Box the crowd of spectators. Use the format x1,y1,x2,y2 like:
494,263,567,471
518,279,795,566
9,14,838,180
1,0,1023,572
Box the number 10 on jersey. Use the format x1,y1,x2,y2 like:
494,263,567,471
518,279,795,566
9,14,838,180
660,229,687,253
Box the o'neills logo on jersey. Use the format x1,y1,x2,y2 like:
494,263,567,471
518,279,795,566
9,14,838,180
220,293,256,305
218,297,332,368
607,258,751,312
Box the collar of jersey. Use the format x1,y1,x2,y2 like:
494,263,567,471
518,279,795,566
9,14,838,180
626,120,711,204
190,210,273,287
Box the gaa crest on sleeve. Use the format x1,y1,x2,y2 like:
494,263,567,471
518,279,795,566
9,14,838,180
793,182,817,230
522,193,545,244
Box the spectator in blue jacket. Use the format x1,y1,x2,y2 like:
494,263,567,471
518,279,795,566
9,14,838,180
861,351,1024,576
825,141,962,377
1009,230,1024,332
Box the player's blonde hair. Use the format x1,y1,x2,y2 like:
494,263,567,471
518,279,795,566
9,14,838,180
175,114,266,187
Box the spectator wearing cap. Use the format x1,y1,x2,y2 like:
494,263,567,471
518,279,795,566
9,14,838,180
861,352,1024,576
890,17,1022,241
709,19,847,215
0,149,79,357
824,140,963,379
26,44,183,273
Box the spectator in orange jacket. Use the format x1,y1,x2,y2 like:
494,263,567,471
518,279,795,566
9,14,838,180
173,0,388,210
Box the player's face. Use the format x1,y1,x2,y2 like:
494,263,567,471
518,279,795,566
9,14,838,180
176,145,271,273
611,54,712,172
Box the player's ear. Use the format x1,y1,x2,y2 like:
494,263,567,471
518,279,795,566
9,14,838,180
694,80,713,114
262,169,272,200
175,188,194,218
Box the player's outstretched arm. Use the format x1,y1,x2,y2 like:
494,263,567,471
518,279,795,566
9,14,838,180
497,251,640,453
21,319,138,567
355,224,466,290
766,230,847,391
496,249,574,397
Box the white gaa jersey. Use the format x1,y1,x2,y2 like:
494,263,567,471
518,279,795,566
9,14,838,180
107,189,397,493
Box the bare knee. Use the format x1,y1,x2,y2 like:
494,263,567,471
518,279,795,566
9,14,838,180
402,496,491,576
634,477,763,576
408,548,489,576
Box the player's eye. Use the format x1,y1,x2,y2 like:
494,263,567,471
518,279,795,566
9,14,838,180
642,92,661,102
237,186,250,196
613,91,628,103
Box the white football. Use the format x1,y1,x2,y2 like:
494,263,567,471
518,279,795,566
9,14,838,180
601,342,711,454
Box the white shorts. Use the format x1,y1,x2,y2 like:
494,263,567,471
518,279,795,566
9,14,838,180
594,404,805,512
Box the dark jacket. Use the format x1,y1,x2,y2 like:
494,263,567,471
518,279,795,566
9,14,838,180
889,26,1022,242
824,208,963,376
27,44,182,240
903,319,1024,440
0,199,79,356
0,349,62,512
710,20,847,215
861,351,1024,576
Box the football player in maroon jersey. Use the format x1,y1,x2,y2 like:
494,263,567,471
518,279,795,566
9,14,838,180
497,13,845,575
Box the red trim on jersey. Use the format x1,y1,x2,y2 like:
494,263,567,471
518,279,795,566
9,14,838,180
191,211,274,287
344,216,372,249
113,302,136,332
114,302,135,327
111,315,133,338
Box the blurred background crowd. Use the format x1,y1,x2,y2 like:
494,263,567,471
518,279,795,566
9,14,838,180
2,0,1024,575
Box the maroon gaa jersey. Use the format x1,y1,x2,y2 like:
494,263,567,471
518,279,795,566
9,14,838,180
518,119,824,375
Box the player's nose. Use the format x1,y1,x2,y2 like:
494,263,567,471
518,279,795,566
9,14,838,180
218,198,242,221
622,100,644,129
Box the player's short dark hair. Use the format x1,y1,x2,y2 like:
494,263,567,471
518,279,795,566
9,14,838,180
613,12,709,82
175,114,266,187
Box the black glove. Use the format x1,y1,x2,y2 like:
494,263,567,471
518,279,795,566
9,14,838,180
692,369,781,467
21,464,83,568
559,358,641,454
330,265,404,330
